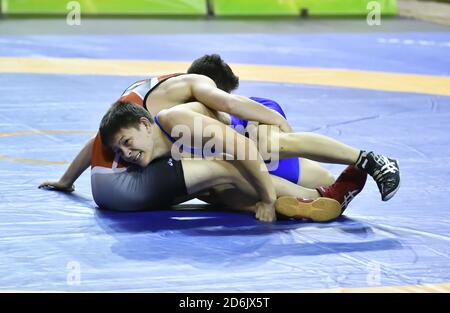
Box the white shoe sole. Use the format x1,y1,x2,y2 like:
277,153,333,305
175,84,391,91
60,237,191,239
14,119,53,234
275,197,342,222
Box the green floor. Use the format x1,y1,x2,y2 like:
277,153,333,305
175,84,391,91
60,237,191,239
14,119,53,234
0,16,448,35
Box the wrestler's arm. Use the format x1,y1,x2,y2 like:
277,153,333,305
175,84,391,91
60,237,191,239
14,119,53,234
39,137,94,192
157,107,277,222
187,74,292,132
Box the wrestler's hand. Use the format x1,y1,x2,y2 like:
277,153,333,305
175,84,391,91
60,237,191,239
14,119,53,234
38,180,74,192
255,201,277,222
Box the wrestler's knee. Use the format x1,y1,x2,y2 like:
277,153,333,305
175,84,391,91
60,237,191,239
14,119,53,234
321,171,336,186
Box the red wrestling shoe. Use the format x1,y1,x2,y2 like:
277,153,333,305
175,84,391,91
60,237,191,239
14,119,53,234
317,165,367,212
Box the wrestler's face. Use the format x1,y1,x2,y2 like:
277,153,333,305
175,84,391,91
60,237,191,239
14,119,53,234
111,118,154,167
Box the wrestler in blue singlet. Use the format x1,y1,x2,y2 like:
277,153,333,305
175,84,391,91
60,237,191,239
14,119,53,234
154,97,300,184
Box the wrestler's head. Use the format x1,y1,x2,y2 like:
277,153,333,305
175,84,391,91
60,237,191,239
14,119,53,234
187,54,239,93
99,100,154,167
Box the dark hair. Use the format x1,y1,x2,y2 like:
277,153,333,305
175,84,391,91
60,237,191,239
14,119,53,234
187,54,239,93
99,100,153,147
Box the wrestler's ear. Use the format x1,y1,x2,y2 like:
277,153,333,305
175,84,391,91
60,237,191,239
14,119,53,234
139,117,152,132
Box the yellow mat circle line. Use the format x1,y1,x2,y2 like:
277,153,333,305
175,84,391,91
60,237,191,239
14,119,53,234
0,154,66,165
298,281,450,293
1,56,450,97
0,130,95,137
0,130,95,164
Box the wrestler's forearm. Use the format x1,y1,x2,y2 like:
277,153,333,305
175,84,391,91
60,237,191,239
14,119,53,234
235,140,277,205
59,138,94,186
213,116,277,205
189,76,291,131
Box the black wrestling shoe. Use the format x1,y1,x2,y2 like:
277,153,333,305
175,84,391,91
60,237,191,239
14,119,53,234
356,151,400,201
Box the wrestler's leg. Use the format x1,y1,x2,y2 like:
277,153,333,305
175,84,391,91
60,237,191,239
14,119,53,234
180,159,343,221
183,159,321,196
192,162,341,222
298,158,335,188
256,125,400,201
252,125,335,188
255,124,359,164
90,156,321,212
175,159,255,208
181,159,320,209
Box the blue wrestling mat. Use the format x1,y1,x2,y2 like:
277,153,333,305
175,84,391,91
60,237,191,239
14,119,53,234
1,18,450,292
